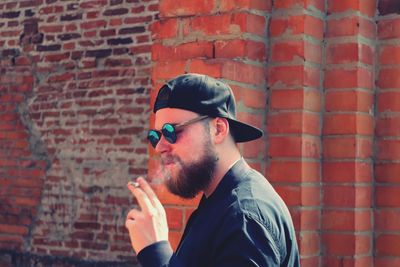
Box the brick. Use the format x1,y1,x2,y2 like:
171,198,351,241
269,136,321,158
323,114,373,135
328,0,377,17
165,207,184,230
218,0,272,12
152,42,213,61
376,115,400,136
246,12,268,36
323,137,372,159
1,49,20,57
270,89,321,111
61,13,83,21
290,208,320,231
378,17,400,39
47,72,75,83
103,7,128,16
327,43,374,65
85,49,112,58
376,186,400,207
230,84,267,109
379,45,400,64
378,68,400,89
14,196,39,207
188,59,223,78
58,33,81,41
271,40,321,64
37,44,61,52
159,0,215,17
186,13,256,37
186,15,232,36
301,257,320,267
377,139,400,161
323,233,372,255
44,52,69,62
1,11,20,18
274,185,320,206
323,161,372,183
375,163,400,183
323,256,373,267
215,39,267,62
0,224,29,235
375,258,400,267
378,91,400,112
222,61,266,86
151,19,178,40
322,210,372,231
119,26,146,35
270,15,302,37
107,37,133,45
267,160,320,183
79,0,107,9
241,138,266,158
327,16,375,39
39,24,63,33
268,111,320,135
323,185,372,207
270,15,324,39
237,112,264,130
375,210,400,231
19,0,42,8
124,15,152,24
325,90,374,112
80,20,107,30
298,232,320,255
324,67,373,90
376,234,400,256
269,65,320,88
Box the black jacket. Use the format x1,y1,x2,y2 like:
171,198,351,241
137,159,300,267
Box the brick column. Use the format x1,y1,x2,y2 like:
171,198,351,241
322,1,376,266
375,1,400,265
150,0,271,249
267,1,325,266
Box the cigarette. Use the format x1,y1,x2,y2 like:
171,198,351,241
128,181,140,188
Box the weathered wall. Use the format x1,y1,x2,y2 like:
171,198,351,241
1,0,400,266
1,0,157,265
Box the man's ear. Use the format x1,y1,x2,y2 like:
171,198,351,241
212,117,229,144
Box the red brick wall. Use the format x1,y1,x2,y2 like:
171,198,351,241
1,0,157,266
375,0,400,265
1,0,400,266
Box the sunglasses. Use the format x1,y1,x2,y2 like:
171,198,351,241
147,115,209,148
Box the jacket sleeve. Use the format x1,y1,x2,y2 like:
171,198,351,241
137,241,185,267
212,214,282,267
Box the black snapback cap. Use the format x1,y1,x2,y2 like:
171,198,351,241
153,73,263,142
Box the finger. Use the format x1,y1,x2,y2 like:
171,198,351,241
127,182,155,214
136,177,164,212
126,208,141,221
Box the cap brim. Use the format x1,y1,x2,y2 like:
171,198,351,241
227,119,263,142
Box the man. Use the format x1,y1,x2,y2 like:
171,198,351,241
125,73,300,266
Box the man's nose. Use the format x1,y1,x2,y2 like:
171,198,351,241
155,135,171,154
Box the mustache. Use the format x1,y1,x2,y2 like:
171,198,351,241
161,154,180,165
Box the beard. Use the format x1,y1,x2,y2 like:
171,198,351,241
161,137,218,199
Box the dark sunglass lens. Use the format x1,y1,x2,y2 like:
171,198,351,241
162,124,177,144
148,130,161,148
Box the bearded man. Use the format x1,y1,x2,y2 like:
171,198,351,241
125,73,300,267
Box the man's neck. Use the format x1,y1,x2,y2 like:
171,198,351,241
203,153,242,198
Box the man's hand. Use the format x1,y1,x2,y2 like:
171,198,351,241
125,177,169,254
